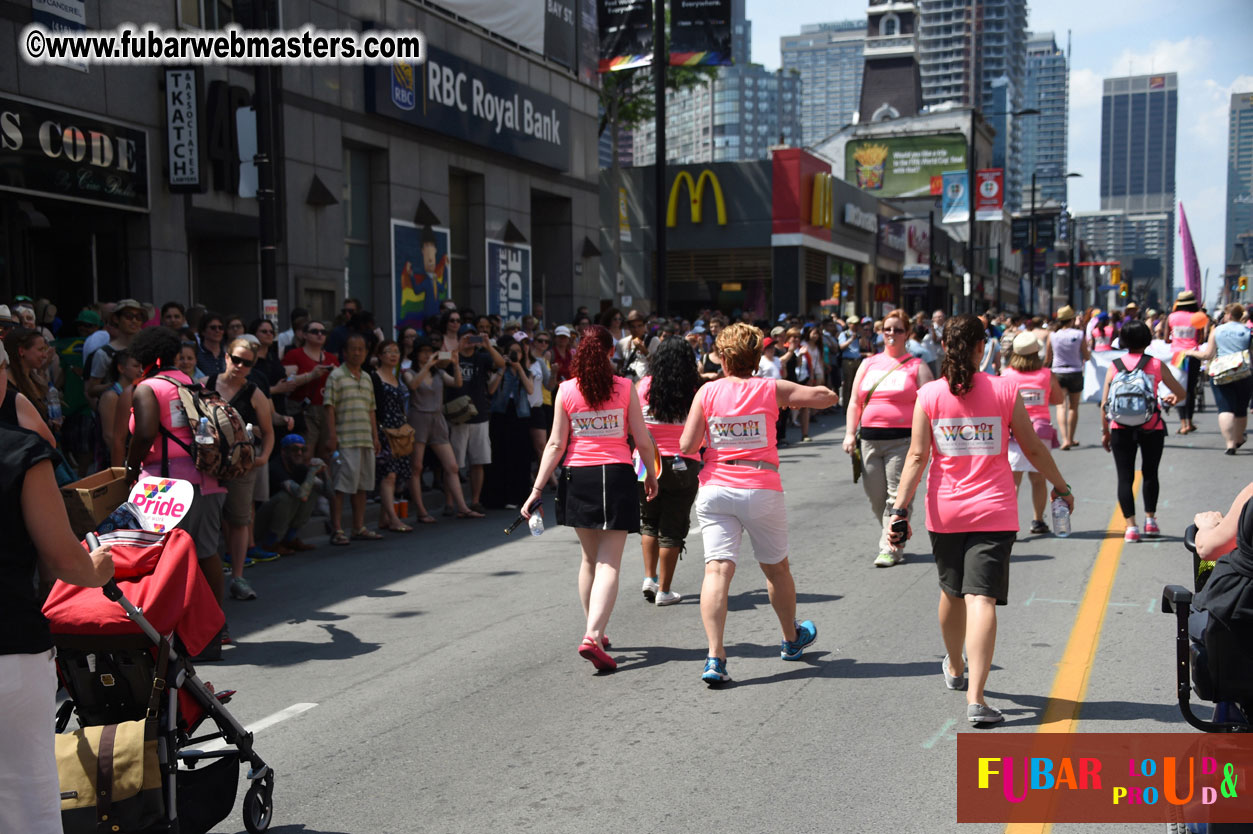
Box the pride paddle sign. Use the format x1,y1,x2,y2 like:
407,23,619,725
127,478,194,533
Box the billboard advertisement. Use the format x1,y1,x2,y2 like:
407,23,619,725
486,240,533,319
598,0,654,72
393,220,451,330
670,0,733,66
845,134,968,198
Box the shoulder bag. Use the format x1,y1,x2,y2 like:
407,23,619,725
851,355,913,483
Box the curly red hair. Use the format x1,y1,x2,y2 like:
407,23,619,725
571,324,616,407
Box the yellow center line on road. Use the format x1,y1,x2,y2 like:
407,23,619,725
1004,472,1140,834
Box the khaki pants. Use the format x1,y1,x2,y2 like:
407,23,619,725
256,490,317,542
860,434,914,556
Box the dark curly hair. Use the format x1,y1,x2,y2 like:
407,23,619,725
129,326,183,376
646,336,700,424
939,314,985,397
571,324,615,407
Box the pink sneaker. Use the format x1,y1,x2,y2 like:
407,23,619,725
1124,526,1141,543
1143,518,1161,538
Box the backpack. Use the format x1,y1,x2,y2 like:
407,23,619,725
1104,355,1158,427
156,374,255,481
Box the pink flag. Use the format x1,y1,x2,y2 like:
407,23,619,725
1179,202,1202,296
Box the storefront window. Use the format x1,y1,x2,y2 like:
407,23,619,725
342,147,371,302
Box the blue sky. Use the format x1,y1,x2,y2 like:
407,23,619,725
747,0,1253,307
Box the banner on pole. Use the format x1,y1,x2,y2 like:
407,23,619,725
669,0,733,66
598,0,654,72
974,168,1003,221
486,240,533,319
941,171,969,224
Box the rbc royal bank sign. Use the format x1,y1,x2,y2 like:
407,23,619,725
486,239,531,320
366,45,571,171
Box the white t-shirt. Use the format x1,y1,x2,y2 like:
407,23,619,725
755,355,782,379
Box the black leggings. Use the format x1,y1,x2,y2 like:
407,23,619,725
1179,358,1201,421
1109,427,1165,518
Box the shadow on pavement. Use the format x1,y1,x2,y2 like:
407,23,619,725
222,623,381,667
726,588,842,612
984,690,1186,727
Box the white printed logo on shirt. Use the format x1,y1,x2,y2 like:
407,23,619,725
1173,325,1196,341
707,414,769,450
1018,387,1046,408
169,399,189,428
932,417,1001,456
863,369,907,393
570,409,624,438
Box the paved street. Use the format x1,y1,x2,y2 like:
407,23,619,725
204,403,1250,834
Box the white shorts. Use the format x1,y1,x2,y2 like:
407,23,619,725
0,650,63,834
333,445,377,493
450,421,491,468
694,485,789,565
1007,439,1036,473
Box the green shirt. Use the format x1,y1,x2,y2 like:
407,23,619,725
324,364,376,448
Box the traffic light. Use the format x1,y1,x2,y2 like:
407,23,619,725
1240,275,1249,292
1119,282,1129,298
1111,265,1122,284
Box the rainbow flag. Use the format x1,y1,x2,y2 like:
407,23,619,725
1170,351,1189,369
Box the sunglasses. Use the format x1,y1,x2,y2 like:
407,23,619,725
120,311,145,321
306,328,326,335
229,354,255,368
206,323,224,331
257,328,275,335
534,338,550,344
883,327,907,333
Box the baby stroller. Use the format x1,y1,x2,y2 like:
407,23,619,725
43,527,276,834
1160,524,1252,834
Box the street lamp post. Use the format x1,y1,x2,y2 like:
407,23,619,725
1026,170,1082,314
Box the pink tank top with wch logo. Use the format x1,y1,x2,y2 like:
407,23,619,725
637,376,696,460
697,376,781,492
1168,310,1199,350
1000,366,1052,422
917,374,1019,533
855,352,922,428
560,376,633,467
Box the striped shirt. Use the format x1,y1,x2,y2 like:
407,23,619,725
324,364,376,448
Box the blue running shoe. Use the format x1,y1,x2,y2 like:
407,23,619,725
781,619,817,660
701,656,730,685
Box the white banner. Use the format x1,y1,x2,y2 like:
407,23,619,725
437,0,546,54
1080,340,1186,403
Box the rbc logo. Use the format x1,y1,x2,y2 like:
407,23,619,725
391,62,416,111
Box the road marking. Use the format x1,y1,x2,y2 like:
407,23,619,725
921,718,958,750
193,702,317,753
1004,474,1139,834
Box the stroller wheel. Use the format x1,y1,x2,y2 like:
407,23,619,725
243,776,274,833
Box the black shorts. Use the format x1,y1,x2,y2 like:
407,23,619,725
556,463,640,532
930,530,1016,605
1211,376,1252,418
639,456,701,547
530,403,553,432
1055,372,1084,394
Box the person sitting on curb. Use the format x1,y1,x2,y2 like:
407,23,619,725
255,434,323,554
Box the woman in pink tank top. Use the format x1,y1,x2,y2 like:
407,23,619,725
891,315,1073,726
1168,290,1203,434
635,337,702,607
841,310,933,567
522,325,658,673
677,323,838,686
1000,332,1064,535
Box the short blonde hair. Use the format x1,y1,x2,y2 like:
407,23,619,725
716,322,763,377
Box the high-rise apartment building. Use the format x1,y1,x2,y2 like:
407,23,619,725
781,20,865,145
599,128,635,168
1226,91,1253,265
1022,32,1069,207
1099,72,1178,295
633,0,801,164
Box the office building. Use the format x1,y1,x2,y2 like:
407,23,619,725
1022,32,1070,208
599,128,635,169
1073,209,1173,307
781,20,865,145
916,0,1027,112
1226,92,1253,266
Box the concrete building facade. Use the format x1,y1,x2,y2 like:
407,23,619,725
781,20,865,145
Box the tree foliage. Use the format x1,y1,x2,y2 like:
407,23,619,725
598,63,719,136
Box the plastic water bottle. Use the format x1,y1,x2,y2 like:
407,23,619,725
1051,498,1072,538
672,455,687,472
47,386,62,422
528,512,544,536
194,416,214,446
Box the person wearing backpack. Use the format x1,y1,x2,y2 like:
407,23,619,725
1099,320,1187,543
124,326,229,618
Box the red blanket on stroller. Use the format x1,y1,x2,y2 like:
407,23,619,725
43,528,224,657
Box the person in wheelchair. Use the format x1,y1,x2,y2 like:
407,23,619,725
1193,479,1253,639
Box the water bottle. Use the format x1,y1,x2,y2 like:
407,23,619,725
528,511,544,536
1051,497,1072,538
194,416,214,445
672,454,687,472
47,385,62,422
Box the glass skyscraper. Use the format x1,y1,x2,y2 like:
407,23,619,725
1022,32,1069,208
1226,91,1253,266
780,20,865,146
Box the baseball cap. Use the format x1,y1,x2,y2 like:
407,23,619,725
777,313,788,322
280,434,306,447
76,308,102,326
762,337,775,348
512,331,530,343
691,325,707,334
770,326,785,337
554,325,572,337
458,323,478,336
114,298,144,314
861,316,874,324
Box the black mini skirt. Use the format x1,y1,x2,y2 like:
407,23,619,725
556,463,641,532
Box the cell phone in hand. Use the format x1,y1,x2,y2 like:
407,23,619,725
890,516,908,542
438,351,452,361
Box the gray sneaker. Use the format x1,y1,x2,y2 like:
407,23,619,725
942,655,967,690
229,576,257,601
967,703,1004,726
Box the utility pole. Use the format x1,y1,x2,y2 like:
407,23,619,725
652,0,667,316
254,0,278,304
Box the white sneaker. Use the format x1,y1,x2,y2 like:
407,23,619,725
641,576,659,603
655,590,683,606
874,553,895,568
